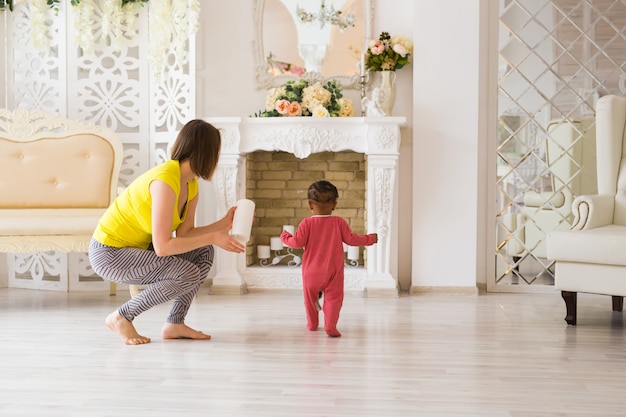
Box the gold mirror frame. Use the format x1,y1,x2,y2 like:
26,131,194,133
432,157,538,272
252,0,374,90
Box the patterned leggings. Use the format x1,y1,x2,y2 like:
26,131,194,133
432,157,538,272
88,239,214,324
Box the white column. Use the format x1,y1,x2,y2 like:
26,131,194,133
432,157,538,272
365,119,401,296
204,118,247,294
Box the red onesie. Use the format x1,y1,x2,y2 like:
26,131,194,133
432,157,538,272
281,215,377,336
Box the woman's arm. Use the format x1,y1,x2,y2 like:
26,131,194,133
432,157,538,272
178,203,237,238
150,180,245,256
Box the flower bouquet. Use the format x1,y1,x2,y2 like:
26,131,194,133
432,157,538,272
254,79,354,118
365,31,413,72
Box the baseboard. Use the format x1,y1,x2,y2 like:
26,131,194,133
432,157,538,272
364,287,400,298
410,285,479,296
209,284,248,295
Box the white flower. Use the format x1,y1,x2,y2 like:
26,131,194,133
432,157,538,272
74,0,96,54
149,0,173,81
337,97,354,117
392,43,408,58
311,105,330,117
68,0,201,82
189,0,201,34
172,0,190,64
148,0,202,81
29,0,49,50
101,0,129,49
121,2,142,39
302,83,331,112
265,87,286,111
390,36,414,56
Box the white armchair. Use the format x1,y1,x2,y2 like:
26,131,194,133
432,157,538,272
504,117,597,264
547,95,626,325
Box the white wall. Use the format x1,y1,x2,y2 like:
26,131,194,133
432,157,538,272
0,16,5,107
196,2,261,117
412,0,487,290
197,0,416,292
367,0,414,291
198,1,555,292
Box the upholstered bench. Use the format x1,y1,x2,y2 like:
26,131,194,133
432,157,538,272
0,107,122,293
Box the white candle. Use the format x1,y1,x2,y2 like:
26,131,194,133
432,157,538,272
282,225,295,248
361,37,369,76
342,243,348,252
257,245,271,259
230,199,255,243
347,245,360,261
270,236,284,251
360,47,366,76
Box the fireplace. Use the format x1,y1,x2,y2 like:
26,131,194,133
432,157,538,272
203,116,405,297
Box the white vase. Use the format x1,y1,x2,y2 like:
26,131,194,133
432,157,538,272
375,71,396,116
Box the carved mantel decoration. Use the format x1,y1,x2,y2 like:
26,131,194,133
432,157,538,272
203,116,405,297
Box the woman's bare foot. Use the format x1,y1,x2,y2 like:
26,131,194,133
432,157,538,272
105,311,151,345
161,323,211,340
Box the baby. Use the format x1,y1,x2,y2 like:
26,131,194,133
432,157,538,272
281,180,377,337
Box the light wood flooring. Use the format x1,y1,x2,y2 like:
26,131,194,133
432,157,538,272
1,287,626,417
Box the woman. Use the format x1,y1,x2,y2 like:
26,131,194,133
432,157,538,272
88,119,245,345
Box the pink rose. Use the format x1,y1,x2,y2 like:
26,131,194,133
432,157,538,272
369,40,385,55
290,65,305,77
275,99,291,115
287,101,302,116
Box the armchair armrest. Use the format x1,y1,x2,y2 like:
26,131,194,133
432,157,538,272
523,190,565,209
570,194,615,230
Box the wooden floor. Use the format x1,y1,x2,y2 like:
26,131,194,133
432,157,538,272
1,288,626,417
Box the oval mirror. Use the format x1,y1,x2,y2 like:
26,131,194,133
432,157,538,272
253,0,373,90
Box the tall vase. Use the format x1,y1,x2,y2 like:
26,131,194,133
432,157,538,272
376,71,397,116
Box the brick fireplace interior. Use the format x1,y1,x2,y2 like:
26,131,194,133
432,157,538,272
245,150,367,266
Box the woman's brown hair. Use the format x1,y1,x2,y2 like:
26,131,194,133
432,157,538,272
170,119,221,180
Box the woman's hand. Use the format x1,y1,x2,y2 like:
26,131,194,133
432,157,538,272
212,230,246,253
213,206,237,233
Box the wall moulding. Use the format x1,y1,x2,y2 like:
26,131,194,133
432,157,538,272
203,116,406,297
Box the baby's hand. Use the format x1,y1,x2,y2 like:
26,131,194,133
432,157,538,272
371,233,378,243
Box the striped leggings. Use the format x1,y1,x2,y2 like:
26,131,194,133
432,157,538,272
88,239,214,324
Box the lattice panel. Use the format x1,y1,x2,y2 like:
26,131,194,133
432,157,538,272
2,1,195,291
7,2,66,113
9,252,68,292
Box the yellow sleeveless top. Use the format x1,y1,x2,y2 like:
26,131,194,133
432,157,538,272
93,160,199,249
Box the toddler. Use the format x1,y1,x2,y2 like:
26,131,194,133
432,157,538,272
281,180,377,337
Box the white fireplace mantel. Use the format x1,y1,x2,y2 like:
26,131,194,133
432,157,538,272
203,116,406,297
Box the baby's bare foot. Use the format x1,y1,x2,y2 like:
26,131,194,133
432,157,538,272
105,311,151,345
161,323,211,340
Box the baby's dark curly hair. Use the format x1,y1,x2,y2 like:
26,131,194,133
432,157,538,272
308,180,339,204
